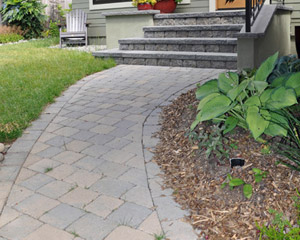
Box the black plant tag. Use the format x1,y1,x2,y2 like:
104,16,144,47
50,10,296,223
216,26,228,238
230,158,245,168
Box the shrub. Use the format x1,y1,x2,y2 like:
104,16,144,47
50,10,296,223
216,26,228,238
1,0,47,39
191,52,300,171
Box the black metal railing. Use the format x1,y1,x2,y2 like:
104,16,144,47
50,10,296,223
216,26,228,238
245,0,285,32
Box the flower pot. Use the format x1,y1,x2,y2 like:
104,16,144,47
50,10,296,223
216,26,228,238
154,0,177,13
295,26,300,59
138,3,154,10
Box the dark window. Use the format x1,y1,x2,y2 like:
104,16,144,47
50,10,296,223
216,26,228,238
93,0,131,4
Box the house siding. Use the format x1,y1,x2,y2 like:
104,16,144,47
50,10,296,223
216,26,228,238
73,0,209,44
73,0,300,43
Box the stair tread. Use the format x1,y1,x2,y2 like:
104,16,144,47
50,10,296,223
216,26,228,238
93,50,237,60
154,11,245,19
144,24,243,31
119,37,237,44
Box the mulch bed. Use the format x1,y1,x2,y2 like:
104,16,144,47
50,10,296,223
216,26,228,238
153,89,300,240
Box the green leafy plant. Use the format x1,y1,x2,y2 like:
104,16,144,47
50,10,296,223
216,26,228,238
154,233,166,240
221,174,253,199
268,55,300,84
188,124,229,163
191,52,300,142
257,192,300,240
261,144,271,155
252,168,267,183
1,0,47,39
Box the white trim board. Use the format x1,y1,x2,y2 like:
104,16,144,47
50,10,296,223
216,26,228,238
89,0,191,10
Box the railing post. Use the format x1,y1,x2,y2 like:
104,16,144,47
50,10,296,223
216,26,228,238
245,0,251,32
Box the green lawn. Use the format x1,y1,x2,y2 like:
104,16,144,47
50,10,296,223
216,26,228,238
0,38,115,142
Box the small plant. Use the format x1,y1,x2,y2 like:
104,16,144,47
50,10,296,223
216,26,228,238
44,167,53,173
257,205,300,239
261,144,271,155
221,174,253,199
188,124,229,163
154,233,166,240
132,0,157,6
70,231,80,238
252,168,267,183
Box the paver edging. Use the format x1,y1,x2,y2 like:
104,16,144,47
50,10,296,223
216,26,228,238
142,73,221,240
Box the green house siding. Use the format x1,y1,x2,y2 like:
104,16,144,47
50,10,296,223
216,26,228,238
72,0,209,44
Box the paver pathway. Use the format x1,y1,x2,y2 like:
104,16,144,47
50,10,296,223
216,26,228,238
0,65,224,240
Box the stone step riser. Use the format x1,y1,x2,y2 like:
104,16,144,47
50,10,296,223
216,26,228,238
154,16,245,26
119,43,237,53
102,57,236,69
144,30,240,38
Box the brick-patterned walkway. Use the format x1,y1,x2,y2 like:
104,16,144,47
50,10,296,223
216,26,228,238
0,65,223,240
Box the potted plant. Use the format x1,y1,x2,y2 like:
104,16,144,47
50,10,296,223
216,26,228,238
132,0,157,10
154,0,183,13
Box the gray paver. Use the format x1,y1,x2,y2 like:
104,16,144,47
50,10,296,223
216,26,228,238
81,145,111,158
92,161,129,178
66,213,118,240
107,202,152,228
40,203,85,229
90,177,134,198
14,193,59,218
19,173,55,191
72,156,105,171
0,215,42,240
37,180,73,199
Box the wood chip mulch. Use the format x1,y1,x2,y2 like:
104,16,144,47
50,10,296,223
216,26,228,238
152,89,300,240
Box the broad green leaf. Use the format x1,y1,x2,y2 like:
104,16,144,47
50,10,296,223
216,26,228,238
229,178,245,187
264,112,288,137
190,119,201,131
199,95,232,121
227,80,248,101
218,73,238,94
285,72,300,96
260,89,273,104
228,72,239,82
255,52,278,81
243,184,253,199
221,182,227,189
197,93,220,111
224,116,238,134
271,75,287,87
246,106,269,139
252,168,262,174
255,175,263,183
227,174,233,181
266,87,297,109
245,96,261,107
253,81,268,94
196,79,218,100
260,109,271,121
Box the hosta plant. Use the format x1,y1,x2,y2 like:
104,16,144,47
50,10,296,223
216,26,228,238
191,52,300,141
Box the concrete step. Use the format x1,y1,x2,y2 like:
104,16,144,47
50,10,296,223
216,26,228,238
154,11,245,26
143,24,243,38
93,50,237,69
119,37,237,53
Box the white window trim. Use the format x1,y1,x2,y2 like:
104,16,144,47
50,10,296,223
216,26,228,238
89,0,190,10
